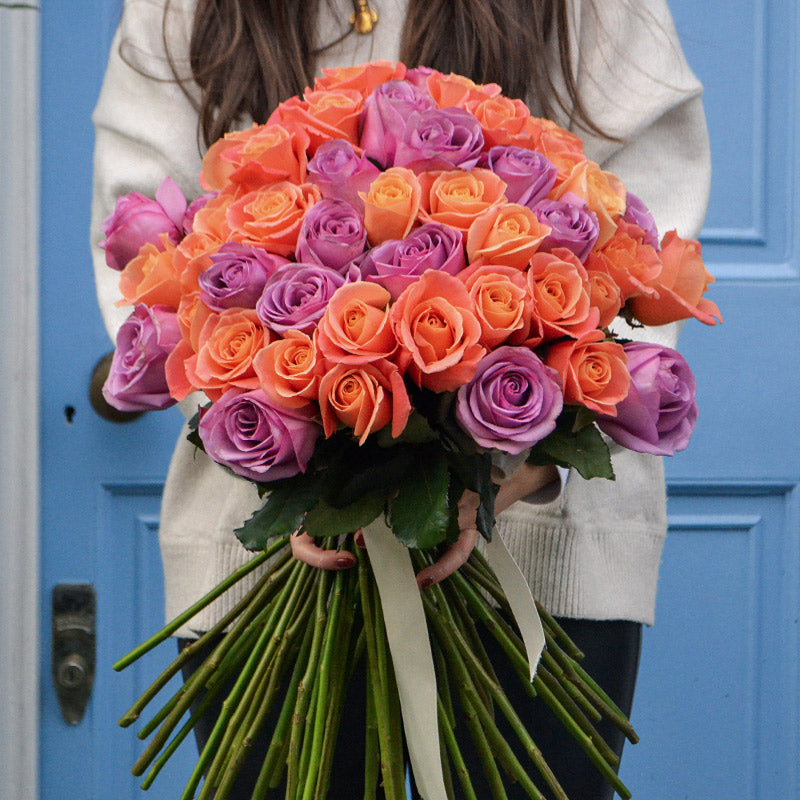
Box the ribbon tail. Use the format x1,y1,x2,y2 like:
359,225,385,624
485,529,545,680
361,518,448,800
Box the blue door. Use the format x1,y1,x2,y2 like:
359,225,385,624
38,2,799,798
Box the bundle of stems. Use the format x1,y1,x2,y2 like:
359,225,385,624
115,534,637,800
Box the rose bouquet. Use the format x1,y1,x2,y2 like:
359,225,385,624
103,61,720,800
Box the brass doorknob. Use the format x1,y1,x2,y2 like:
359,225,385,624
88,351,144,423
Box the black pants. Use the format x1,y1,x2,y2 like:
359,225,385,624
179,617,641,800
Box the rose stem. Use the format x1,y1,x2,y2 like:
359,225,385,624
357,546,406,800
286,569,332,798
422,582,568,800
114,536,289,671
363,650,380,800
184,560,308,800
123,551,293,731
299,567,346,800
251,609,317,798
433,639,456,730
203,563,314,799
369,564,407,796
313,570,359,800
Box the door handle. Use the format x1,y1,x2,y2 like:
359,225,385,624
88,351,144,423
52,584,96,725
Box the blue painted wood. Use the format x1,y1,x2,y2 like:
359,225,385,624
38,2,800,799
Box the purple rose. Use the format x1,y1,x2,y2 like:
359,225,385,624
358,223,466,299
295,198,368,272
597,342,697,456
479,146,557,206
404,66,437,91
455,346,563,455
623,191,660,249
102,304,181,412
360,79,436,167
532,193,600,262
198,388,321,482
198,242,288,311
307,139,380,211
394,107,485,172
183,191,218,235
256,262,347,335
100,177,187,270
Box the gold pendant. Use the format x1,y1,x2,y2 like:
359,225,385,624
350,1,378,34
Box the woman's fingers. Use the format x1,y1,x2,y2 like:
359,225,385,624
290,530,356,570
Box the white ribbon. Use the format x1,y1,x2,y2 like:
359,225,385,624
362,519,544,800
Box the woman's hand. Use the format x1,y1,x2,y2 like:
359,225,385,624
289,462,559,584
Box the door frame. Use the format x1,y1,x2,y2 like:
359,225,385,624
0,5,41,800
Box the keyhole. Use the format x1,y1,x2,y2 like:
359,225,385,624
64,405,75,424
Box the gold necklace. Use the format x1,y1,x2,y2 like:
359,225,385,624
350,0,378,34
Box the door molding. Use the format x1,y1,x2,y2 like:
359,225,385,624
0,5,41,800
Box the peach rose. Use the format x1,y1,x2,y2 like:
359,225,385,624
183,308,270,401
466,202,550,269
268,90,363,154
313,61,406,96
318,358,411,444
458,264,530,349
546,329,630,416
362,167,422,244
425,71,501,109
174,234,219,294
587,269,623,329
554,161,626,247
227,182,321,256
466,95,531,148
200,123,309,193
316,282,397,364
391,270,485,392
164,292,215,401
117,237,182,308
630,231,722,326
588,228,662,302
526,248,599,340
252,329,322,409
421,168,507,233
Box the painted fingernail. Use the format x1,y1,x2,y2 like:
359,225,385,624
337,557,353,568
419,577,433,589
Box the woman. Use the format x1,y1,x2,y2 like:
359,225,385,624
91,1,710,797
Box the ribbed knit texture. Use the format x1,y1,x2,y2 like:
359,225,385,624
92,0,711,635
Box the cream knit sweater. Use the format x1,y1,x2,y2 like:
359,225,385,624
91,0,710,634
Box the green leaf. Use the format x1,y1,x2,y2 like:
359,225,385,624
527,422,615,481
388,449,450,549
473,454,499,542
234,475,323,551
303,493,385,539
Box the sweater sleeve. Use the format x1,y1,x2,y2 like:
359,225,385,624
90,0,202,342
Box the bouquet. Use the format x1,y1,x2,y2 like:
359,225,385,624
102,61,720,800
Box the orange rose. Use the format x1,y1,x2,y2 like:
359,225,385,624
588,228,662,302
467,203,550,269
546,330,630,416
318,358,411,444
466,95,531,148
183,308,270,401
362,167,421,244
630,231,722,326
391,270,485,392
313,61,406,97
164,292,215,401
316,282,397,364
268,90,363,154
587,269,623,329
174,234,219,294
425,71,501,109
117,237,181,308
253,329,322,409
227,182,321,256
526,248,599,340
554,161,626,247
200,123,309,193
458,264,530,349
420,168,507,233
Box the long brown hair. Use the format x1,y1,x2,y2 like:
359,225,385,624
166,0,606,147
